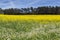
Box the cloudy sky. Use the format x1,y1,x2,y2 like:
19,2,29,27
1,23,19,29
0,0,60,9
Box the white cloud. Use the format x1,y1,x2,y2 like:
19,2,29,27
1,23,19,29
28,0,41,5
7,0,16,8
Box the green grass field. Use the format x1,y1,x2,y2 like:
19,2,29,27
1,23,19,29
0,19,60,40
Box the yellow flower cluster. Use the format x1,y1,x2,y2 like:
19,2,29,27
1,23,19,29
0,15,60,21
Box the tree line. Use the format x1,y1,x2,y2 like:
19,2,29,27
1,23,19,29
0,6,60,15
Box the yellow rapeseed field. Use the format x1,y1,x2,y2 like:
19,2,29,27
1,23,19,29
0,15,60,21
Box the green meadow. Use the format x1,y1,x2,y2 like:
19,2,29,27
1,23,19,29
0,20,60,40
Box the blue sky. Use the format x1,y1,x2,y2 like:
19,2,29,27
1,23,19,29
0,0,60,9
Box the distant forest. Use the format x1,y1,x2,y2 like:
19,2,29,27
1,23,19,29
0,6,60,15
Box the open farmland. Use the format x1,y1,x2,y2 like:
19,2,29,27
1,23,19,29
0,15,60,40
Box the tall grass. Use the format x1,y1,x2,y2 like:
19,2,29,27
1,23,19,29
0,20,60,40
